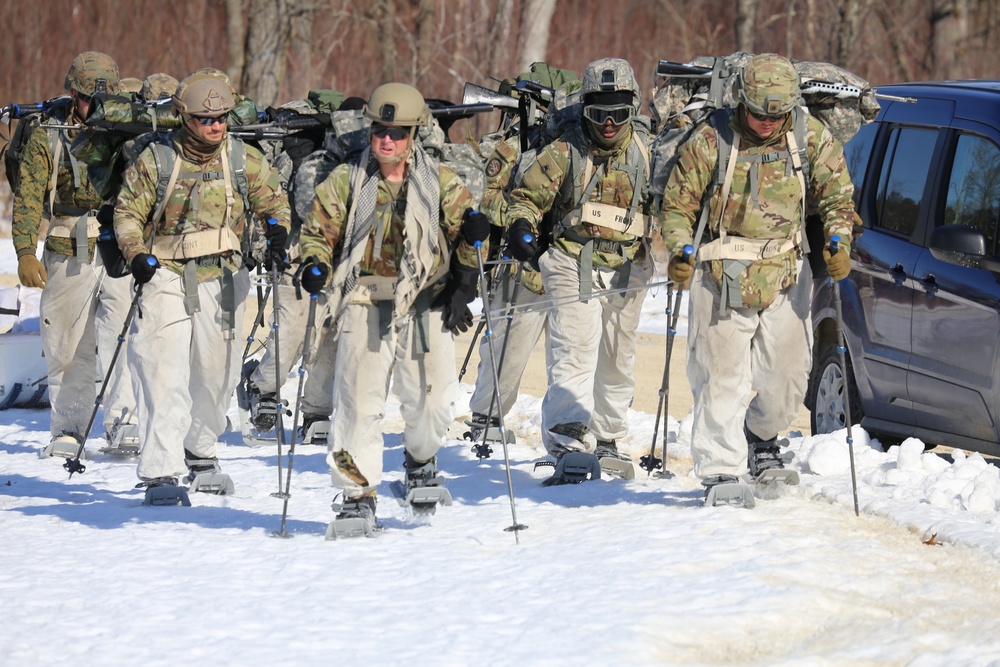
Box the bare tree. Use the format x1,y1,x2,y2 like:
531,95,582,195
518,0,557,72
226,0,247,88
241,0,293,105
931,0,969,78
735,0,757,53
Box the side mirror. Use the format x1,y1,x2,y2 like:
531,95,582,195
929,223,1000,272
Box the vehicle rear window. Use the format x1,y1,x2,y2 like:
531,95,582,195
944,133,1000,255
844,123,877,205
875,126,938,237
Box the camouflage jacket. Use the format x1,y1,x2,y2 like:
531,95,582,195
12,114,103,260
299,161,477,286
659,110,855,309
114,131,291,282
505,122,655,270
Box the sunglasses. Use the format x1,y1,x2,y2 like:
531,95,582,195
582,104,633,126
371,124,410,141
76,92,93,104
747,109,787,123
192,115,228,127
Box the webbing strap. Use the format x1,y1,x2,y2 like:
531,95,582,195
74,214,89,261
183,260,200,315
579,239,593,301
221,267,236,332
720,259,750,314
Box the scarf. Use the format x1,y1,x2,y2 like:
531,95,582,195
180,125,225,165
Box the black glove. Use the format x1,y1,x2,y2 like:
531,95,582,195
131,253,159,285
461,209,491,246
264,219,290,271
300,257,329,295
96,203,115,226
433,264,478,334
507,218,539,262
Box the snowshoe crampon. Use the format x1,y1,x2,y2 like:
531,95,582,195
703,475,756,509
536,451,602,486
326,496,378,540
142,478,191,507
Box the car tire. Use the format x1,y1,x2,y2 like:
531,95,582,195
809,343,864,437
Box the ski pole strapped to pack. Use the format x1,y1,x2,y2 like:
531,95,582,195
1,95,73,192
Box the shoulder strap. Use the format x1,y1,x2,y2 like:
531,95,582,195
149,140,180,234
689,109,735,257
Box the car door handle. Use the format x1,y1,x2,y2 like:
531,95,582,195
890,263,906,287
918,273,938,296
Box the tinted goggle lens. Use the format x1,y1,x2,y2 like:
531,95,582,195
583,104,633,126
192,115,227,126
372,124,410,141
748,109,786,122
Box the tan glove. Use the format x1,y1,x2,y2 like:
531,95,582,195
823,245,851,281
667,253,696,287
17,254,47,288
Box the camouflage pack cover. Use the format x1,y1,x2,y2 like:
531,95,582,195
141,73,180,101
119,78,143,95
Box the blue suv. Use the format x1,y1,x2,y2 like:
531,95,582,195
807,81,1000,457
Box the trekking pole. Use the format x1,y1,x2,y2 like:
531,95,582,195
474,262,523,460
640,245,693,478
474,239,527,543
266,219,289,499
241,263,272,362
64,258,157,478
457,317,486,383
272,270,321,538
830,235,860,517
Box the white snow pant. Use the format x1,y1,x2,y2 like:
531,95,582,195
39,249,137,440
130,268,250,480
249,272,337,417
468,283,548,419
539,247,650,456
687,260,813,478
327,303,458,498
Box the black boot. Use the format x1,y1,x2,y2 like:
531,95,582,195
745,426,793,479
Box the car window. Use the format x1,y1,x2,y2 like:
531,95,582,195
944,133,1000,255
874,126,938,237
844,123,877,205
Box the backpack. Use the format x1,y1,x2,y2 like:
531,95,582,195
1,95,72,192
647,52,879,265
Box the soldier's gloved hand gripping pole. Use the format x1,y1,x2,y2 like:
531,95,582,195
640,244,694,478
64,256,159,477
830,235,860,516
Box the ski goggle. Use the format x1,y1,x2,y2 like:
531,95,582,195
371,123,410,141
191,115,228,126
747,109,788,123
583,103,634,126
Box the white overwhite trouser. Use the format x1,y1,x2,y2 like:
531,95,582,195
327,303,457,497
686,259,813,478
468,282,548,419
129,268,250,480
39,249,137,440
249,271,337,417
538,247,651,456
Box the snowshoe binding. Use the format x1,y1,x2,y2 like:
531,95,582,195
463,413,514,459
391,454,452,515
100,412,140,457
41,432,84,460
142,477,192,507
237,359,282,447
326,494,378,539
299,414,330,446
595,439,636,480
536,450,603,486
747,429,799,486
703,474,756,509
184,452,235,495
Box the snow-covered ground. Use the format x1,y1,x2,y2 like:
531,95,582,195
3,246,1000,666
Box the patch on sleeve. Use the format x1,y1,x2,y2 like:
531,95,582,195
485,158,504,178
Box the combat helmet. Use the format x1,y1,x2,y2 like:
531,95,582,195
363,83,429,127
734,53,801,116
172,72,236,117
64,51,120,96
579,58,641,127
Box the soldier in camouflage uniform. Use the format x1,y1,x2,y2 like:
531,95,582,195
139,73,179,102
658,54,855,495
466,65,579,441
12,51,140,456
505,58,656,483
114,72,291,489
298,83,488,524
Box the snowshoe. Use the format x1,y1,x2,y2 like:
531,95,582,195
595,439,636,480
184,454,235,495
747,431,798,485
391,454,452,515
326,494,378,539
236,359,282,447
100,416,140,457
463,413,514,459
703,474,756,509
40,432,83,460
299,414,330,446
142,477,191,507
536,450,602,486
